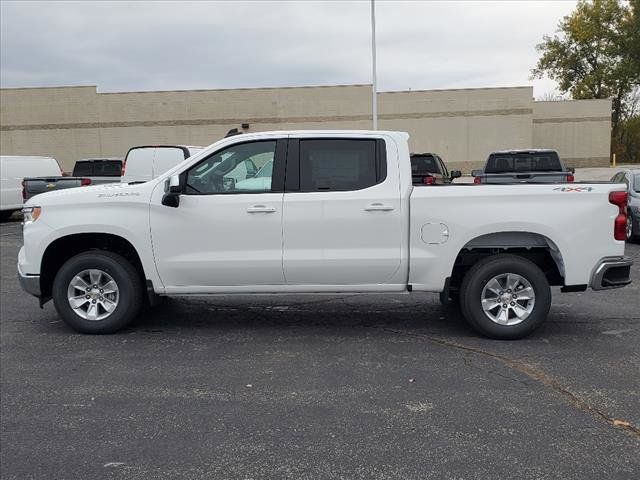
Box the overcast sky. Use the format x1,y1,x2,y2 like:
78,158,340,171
0,0,577,97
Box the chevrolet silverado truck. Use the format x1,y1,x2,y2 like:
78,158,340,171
17,131,633,339
472,149,575,184
22,176,92,201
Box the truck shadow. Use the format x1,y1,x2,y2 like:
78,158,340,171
130,294,476,338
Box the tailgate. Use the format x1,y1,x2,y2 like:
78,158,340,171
23,177,84,199
480,171,571,184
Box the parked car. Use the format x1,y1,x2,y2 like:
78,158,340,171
72,158,123,185
611,169,640,243
472,149,575,184
0,155,63,220
121,145,203,183
410,153,461,185
18,131,632,339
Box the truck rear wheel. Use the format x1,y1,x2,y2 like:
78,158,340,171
52,250,143,334
459,254,551,339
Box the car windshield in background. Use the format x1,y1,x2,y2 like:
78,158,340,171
634,174,640,192
485,152,562,173
411,155,439,174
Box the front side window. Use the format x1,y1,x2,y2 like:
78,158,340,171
299,139,379,192
185,141,276,194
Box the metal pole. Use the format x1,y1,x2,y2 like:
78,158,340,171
371,0,378,130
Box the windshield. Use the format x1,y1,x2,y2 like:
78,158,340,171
485,152,562,173
634,174,640,193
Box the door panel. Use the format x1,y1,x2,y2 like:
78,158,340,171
282,137,402,285
150,139,286,288
150,193,284,287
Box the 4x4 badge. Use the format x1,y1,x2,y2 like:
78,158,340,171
553,186,593,192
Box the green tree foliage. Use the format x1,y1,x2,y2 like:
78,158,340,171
532,0,640,161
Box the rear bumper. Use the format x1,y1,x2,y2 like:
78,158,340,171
590,256,633,291
17,263,41,298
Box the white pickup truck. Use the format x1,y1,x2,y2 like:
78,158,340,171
17,131,632,339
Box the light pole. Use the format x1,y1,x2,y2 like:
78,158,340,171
370,0,378,130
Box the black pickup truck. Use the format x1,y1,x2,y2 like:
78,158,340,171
22,158,122,201
472,149,575,184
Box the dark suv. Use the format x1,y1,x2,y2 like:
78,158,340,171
410,153,461,185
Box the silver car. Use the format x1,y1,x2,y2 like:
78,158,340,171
611,169,640,242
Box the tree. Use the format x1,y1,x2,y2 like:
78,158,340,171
531,0,640,149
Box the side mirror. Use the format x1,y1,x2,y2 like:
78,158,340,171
168,174,182,193
162,174,182,208
471,169,482,177
450,170,462,179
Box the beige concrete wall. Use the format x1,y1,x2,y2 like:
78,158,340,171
533,99,612,168
0,84,611,173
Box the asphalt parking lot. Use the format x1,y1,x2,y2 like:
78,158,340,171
1,218,639,480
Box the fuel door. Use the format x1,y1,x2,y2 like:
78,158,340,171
421,222,450,245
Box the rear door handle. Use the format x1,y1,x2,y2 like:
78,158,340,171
364,203,395,212
247,205,276,213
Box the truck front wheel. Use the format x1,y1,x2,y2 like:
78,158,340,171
52,250,143,334
459,254,551,339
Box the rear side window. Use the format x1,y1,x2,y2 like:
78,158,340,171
298,139,383,192
485,152,562,173
72,162,93,177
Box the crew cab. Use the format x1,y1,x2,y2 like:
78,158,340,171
17,131,632,339
472,149,575,184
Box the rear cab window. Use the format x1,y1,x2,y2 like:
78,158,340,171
485,151,563,173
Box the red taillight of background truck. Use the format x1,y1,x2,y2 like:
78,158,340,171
609,191,628,241
567,174,575,183
422,175,435,185
473,176,481,184
80,178,92,186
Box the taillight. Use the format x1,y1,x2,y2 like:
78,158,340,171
121,161,126,176
609,191,628,241
473,176,481,184
423,175,435,185
567,174,575,183
21,180,26,200
81,178,92,186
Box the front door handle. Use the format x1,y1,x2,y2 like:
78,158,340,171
247,205,276,213
364,202,395,212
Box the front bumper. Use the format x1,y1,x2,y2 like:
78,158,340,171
590,256,633,291
18,263,41,298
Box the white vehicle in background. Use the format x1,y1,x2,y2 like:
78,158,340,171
121,145,203,183
0,155,62,220
18,131,632,339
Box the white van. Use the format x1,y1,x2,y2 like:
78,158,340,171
1,155,62,219
121,145,203,183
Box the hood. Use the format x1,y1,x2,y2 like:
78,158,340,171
24,181,153,207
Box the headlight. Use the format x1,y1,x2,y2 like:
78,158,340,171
22,206,42,224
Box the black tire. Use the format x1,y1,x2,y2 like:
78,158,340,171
459,254,551,340
52,250,143,334
627,213,639,243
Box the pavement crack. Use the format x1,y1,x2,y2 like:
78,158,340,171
380,327,640,439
